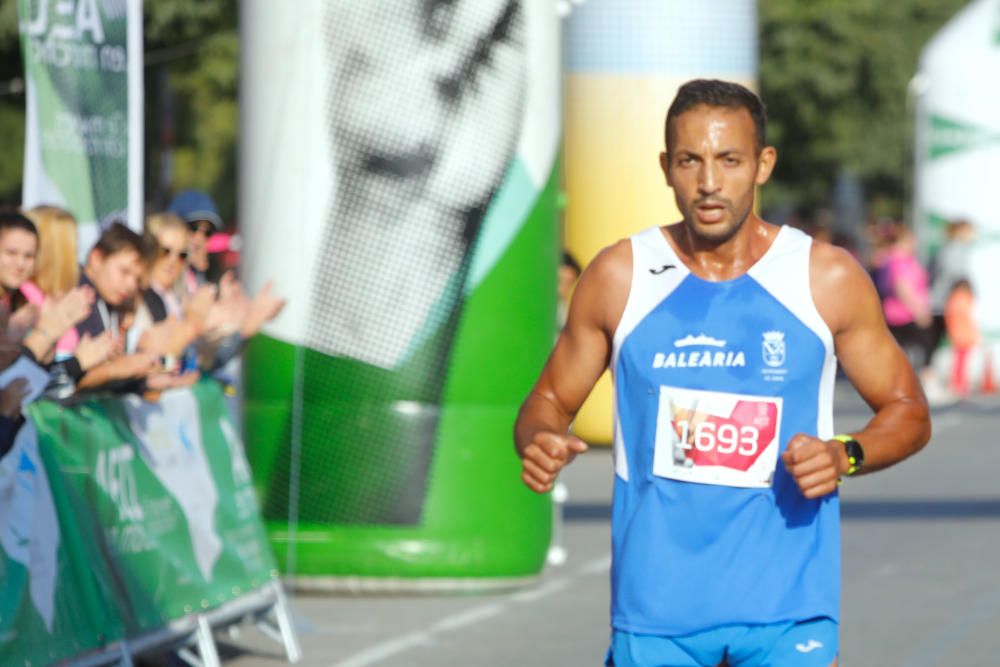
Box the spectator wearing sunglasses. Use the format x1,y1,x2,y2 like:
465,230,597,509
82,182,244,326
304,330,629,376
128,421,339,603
124,213,202,366
167,189,225,286
141,213,191,322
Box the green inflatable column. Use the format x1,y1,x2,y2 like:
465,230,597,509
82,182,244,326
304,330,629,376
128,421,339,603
239,1,562,588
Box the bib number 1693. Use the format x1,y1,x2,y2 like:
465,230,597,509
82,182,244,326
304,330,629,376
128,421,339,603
674,420,760,457
653,385,783,488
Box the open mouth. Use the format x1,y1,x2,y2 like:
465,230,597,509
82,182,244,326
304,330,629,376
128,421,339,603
695,202,727,224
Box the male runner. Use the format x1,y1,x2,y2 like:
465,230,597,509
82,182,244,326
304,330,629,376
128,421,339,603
514,79,931,667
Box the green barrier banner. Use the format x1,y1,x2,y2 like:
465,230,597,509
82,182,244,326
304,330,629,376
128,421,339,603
29,381,278,632
0,423,125,667
18,0,143,244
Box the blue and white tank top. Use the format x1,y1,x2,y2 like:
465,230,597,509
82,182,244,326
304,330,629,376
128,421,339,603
609,224,840,636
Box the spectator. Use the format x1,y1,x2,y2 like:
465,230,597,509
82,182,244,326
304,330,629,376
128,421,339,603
142,213,192,321
21,205,82,358
879,224,934,371
133,212,285,381
944,279,979,397
77,223,147,338
128,214,202,364
167,190,225,286
929,219,974,354
74,223,164,392
0,211,38,310
0,211,106,374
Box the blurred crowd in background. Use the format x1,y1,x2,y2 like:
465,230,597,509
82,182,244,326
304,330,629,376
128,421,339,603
798,215,987,404
0,192,283,458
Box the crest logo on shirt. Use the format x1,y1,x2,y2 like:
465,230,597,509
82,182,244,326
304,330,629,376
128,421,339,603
762,331,786,368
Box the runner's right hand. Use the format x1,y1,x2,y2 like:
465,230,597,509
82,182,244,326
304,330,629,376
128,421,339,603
520,431,588,494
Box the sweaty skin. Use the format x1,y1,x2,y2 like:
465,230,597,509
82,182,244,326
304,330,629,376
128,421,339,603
515,105,930,667
515,104,930,507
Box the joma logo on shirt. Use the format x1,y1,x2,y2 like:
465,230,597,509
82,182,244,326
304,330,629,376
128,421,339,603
652,350,747,369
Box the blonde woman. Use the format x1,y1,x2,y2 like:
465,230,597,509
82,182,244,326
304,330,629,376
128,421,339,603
22,205,81,356
128,213,197,357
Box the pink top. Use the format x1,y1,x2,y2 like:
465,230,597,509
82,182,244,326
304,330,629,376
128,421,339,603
881,249,930,327
20,280,81,356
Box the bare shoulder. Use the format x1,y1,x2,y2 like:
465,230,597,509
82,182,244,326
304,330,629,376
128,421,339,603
567,238,633,335
583,238,632,285
808,239,880,335
810,240,862,284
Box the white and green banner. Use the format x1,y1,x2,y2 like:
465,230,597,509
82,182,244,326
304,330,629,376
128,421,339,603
18,0,143,251
0,381,285,665
914,0,1000,336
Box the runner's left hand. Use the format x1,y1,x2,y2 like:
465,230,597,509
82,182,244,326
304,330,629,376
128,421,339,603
781,434,848,499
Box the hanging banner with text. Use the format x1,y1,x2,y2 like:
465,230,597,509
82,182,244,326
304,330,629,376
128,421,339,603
17,0,143,253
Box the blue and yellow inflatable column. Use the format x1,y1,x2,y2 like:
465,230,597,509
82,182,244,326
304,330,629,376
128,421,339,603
563,0,759,444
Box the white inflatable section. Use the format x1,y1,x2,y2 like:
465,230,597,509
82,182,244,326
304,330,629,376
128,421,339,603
239,1,333,346
913,0,1000,335
240,1,561,348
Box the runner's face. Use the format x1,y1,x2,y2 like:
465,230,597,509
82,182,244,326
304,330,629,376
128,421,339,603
0,229,38,291
662,105,775,244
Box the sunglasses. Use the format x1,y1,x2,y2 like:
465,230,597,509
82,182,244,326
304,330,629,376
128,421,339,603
187,221,214,235
159,246,189,260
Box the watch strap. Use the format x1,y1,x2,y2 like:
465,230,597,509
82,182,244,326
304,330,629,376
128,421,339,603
832,434,864,476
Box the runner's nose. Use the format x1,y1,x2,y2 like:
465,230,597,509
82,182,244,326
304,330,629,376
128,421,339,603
698,161,721,195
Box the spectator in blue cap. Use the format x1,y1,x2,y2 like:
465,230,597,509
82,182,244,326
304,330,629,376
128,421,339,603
167,189,224,285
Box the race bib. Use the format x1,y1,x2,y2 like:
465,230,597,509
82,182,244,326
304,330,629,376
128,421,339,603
652,385,783,488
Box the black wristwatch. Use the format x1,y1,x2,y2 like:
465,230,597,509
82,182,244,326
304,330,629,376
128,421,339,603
833,434,865,476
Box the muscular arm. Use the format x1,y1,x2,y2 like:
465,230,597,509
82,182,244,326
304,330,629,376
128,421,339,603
783,244,930,498
819,245,931,471
514,240,631,491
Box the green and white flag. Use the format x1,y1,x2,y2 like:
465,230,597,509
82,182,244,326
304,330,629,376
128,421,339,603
18,0,143,254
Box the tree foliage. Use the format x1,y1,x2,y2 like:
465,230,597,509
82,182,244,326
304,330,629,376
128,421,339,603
759,0,969,217
0,0,237,217
144,0,238,220
0,1,975,221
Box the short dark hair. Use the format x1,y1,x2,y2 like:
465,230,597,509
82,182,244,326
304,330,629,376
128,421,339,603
665,79,767,154
90,222,147,262
561,251,581,276
0,210,39,239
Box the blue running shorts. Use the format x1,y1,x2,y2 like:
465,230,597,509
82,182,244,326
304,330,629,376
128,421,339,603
606,617,838,667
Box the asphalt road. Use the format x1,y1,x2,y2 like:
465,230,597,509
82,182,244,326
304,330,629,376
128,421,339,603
204,381,1000,667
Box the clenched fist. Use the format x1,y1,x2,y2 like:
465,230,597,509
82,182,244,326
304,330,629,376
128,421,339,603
520,431,588,494
781,434,849,499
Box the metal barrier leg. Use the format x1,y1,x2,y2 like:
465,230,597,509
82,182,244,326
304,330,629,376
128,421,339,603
118,643,135,667
194,614,222,667
255,582,302,663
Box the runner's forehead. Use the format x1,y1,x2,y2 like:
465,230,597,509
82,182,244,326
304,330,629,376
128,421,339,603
670,106,757,154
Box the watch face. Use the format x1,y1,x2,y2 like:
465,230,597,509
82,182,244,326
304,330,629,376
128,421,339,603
844,438,864,473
